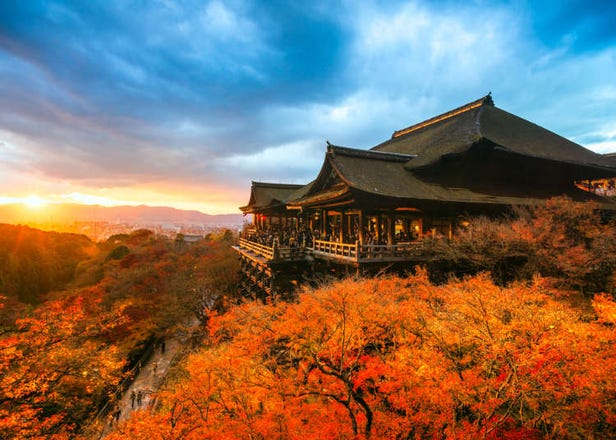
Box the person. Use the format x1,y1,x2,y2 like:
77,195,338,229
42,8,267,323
114,408,121,423
130,390,136,409
137,390,143,407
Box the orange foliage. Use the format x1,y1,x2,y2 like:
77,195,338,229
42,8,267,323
450,197,616,293
0,228,240,438
109,272,616,439
0,288,126,438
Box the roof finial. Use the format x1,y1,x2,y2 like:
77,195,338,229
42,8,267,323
483,92,494,106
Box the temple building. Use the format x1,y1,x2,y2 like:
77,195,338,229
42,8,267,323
235,95,616,297
577,152,616,197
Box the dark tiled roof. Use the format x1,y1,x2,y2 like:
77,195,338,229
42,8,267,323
373,95,616,172
240,181,305,213
390,94,493,139
244,96,616,212
293,145,610,207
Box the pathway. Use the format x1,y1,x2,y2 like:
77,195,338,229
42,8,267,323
94,319,200,438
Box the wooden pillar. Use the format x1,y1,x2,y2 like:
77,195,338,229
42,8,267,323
358,210,365,245
322,209,327,237
340,210,346,243
403,218,411,240
376,214,382,244
348,213,353,239
387,212,395,245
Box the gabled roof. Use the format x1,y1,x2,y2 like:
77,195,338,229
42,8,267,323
295,145,415,203
240,181,305,213
293,144,611,209
373,94,616,173
243,95,616,213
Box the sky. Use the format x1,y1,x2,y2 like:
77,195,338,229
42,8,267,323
0,0,615,214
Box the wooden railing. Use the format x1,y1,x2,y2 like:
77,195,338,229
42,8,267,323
312,240,358,259
238,238,275,259
276,246,306,260
312,240,426,262
357,242,425,261
238,238,427,263
237,238,305,261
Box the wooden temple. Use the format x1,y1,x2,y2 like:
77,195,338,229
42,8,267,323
234,95,616,297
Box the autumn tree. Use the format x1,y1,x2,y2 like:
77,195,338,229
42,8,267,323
0,288,127,438
445,197,616,294
0,226,240,438
108,271,616,439
514,198,616,293
0,224,96,303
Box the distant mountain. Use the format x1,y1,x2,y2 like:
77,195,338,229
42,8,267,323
0,203,245,226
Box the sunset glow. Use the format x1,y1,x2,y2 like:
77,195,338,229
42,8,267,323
0,1,614,216
23,195,48,209
0,187,244,216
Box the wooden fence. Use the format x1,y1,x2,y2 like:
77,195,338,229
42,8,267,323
313,240,425,262
239,238,426,263
238,238,305,261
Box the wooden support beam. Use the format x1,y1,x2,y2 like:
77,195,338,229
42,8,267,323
358,210,364,245
387,212,395,245
403,218,410,240
321,209,327,236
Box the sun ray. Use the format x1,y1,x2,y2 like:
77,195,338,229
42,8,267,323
23,195,48,209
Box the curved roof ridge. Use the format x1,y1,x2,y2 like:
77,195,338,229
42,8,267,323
251,181,305,189
328,144,416,162
391,93,494,139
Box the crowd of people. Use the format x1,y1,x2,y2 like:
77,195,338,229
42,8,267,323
243,227,314,248
242,224,426,248
592,179,616,197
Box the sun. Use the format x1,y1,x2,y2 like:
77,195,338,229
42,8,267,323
23,195,48,209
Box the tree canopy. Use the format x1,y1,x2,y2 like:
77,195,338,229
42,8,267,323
109,271,616,439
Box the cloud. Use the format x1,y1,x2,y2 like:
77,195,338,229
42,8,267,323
0,0,615,213
346,2,519,95
213,139,325,187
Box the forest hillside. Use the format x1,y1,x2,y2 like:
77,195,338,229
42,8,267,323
0,228,239,439
108,271,616,439
2,199,616,439
0,224,96,304
108,199,616,439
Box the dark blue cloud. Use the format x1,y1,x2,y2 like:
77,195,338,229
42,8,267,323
0,0,349,110
526,0,616,52
0,0,615,206
0,0,352,160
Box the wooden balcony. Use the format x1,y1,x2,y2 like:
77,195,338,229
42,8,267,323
311,239,427,263
235,237,429,265
235,238,306,263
